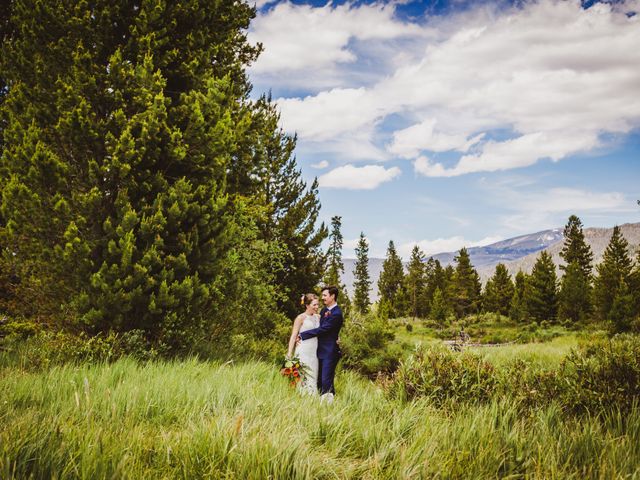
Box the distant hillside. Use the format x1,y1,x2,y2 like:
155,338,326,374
477,222,640,281
343,222,640,300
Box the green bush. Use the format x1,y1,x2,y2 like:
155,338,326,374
340,312,400,377
0,329,158,369
387,335,640,416
389,344,497,406
559,334,640,414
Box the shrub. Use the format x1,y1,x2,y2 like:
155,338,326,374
389,344,497,406
340,312,400,377
0,329,158,369
559,333,640,414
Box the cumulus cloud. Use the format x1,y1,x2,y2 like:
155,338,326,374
318,164,401,190
249,2,426,88
256,0,640,176
389,118,485,158
398,235,503,258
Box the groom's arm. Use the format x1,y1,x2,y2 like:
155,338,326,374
299,310,343,340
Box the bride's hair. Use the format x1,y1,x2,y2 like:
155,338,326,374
301,293,318,307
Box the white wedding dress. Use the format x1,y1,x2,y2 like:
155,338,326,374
295,314,320,395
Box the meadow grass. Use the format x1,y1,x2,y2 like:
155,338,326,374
469,335,580,368
1,355,639,479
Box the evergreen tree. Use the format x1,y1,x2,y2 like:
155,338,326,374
403,245,426,319
227,98,327,319
353,232,371,314
449,248,482,318
0,0,323,349
525,251,558,322
483,263,514,316
558,215,592,319
608,279,634,333
560,215,594,277
593,226,633,321
430,287,449,326
324,216,349,303
509,270,529,322
630,249,640,318
425,257,447,309
377,240,404,318
558,260,590,324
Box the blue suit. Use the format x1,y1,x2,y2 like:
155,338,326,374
299,305,343,395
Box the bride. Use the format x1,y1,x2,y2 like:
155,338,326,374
286,293,320,395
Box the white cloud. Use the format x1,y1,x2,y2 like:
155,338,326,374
487,183,633,232
389,118,485,157
318,164,401,190
257,0,640,174
398,235,503,258
249,2,426,87
311,160,329,169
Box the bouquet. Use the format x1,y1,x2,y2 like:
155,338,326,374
280,356,307,387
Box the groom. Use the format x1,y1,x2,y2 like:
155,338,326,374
298,285,343,402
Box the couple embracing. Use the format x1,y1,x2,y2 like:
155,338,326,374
286,286,343,403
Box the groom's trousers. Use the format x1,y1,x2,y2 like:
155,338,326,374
317,356,339,395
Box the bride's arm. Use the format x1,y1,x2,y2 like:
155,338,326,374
287,315,304,358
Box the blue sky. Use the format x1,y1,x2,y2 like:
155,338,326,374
247,0,640,258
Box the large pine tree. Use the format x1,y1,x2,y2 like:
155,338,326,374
449,248,482,318
525,251,558,322
377,240,404,318
0,0,325,349
353,232,371,314
593,226,633,321
226,97,327,319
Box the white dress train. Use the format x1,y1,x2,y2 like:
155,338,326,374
295,314,320,395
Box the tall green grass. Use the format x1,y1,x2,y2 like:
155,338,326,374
1,356,639,479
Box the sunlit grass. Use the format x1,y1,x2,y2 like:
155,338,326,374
1,356,638,479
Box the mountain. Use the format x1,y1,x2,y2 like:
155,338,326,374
342,223,640,301
477,222,640,281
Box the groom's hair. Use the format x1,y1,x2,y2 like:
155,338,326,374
322,285,339,301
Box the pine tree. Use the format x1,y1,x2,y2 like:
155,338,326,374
430,287,449,326
227,98,327,319
560,215,594,277
353,232,371,314
558,215,592,320
0,0,317,350
403,246,427,319
483,263,514,316
525,251,558,322
593,226,633,321
608,279,634,333
324,216,349,307
630,249,640,318
558,261,590,324
509,270,529,322
377,240,404,318
449,248,482,318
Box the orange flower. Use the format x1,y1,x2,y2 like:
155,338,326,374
283,367,292,375
293,370,300,377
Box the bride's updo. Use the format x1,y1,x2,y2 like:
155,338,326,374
300,293,318,307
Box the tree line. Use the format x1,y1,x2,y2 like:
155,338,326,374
345,215,640,333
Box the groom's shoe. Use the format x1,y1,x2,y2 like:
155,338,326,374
320,393,334,405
